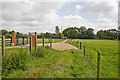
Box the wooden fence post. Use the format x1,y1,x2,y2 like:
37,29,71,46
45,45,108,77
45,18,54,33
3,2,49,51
16,37,19,45
22,37,24,45
12,33,16,46
29,36,32,54
50,38,52,48
2,36,5,55
80,42,82,50
83,46,86,57
27,37,28,44
97,50,101,80
10,37,12,46
35,32,37,54
43,38,44,47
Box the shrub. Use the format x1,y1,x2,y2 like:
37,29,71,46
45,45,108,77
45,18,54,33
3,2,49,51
33,47,48,58
44,45,51,49
2,52,28,77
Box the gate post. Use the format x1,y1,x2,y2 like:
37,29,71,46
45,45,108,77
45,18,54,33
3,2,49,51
35,32,37,53
10,37,12,46
83,46,86,57
22,37,24,45
26,37,28,44
16,37,19,45
12,33,16,46
2,36,5,55
43,38,44,47
50,38,52,48
29,36,32,54
80,42,82,50
97,50,101,80
32,35,35,46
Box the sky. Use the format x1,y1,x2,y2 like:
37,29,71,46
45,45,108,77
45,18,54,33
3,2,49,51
0,0,119,34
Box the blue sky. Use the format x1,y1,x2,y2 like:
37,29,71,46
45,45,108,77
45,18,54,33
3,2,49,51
57,2,117,23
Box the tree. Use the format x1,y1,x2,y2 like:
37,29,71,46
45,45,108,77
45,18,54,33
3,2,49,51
97,29,117,40
86,28,95,39
9,30,15,34
5,34,11,38
56,33,64,39
1,29,8,35
45,32,52,38
16,32,23,38
77,26,87,39
51,33,56,38
62,27,78,39
40,33,45,38
55,26,60,34
62,26,95,39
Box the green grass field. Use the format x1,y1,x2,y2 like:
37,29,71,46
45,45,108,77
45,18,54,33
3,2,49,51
67,39,118,78
2,39,119,79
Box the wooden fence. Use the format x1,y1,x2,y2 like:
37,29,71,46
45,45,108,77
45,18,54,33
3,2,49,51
68,40,101,80
67,39,119,80
1,32,64,55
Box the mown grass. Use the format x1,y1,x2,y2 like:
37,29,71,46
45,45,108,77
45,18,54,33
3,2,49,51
67,39,118,78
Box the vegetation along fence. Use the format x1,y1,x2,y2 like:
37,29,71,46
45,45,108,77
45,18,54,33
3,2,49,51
67,39,119,79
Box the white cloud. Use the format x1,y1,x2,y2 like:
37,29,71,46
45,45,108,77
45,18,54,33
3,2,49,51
75,5,82,14
96,18,118,30
1,1,118,34
1,2,64,33
75,2,118,17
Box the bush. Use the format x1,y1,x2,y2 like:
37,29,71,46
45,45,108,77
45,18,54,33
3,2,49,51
45,45,51,49
2,52,28,77
33,47,48,58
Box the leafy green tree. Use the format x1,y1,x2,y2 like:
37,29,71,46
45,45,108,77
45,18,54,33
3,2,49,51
5,34,11,38
63,26,95,39
51,33,56,38
97,29,117,40
76,26,87,39
16,32,23,38
86,28,95,39
45,32,52,38
9,30,15,34
62,27,78,39
55,26,60,34
56,33,64,39
40,33,45,38
97,30,104,39
1,29,8,35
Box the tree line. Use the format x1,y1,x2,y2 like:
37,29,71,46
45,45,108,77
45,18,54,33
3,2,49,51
0,30,28,38
0,26,119,40
0,26,64,39
62,26,119,40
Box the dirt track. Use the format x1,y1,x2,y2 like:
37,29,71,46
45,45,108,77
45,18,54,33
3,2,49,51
6,40,78,51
